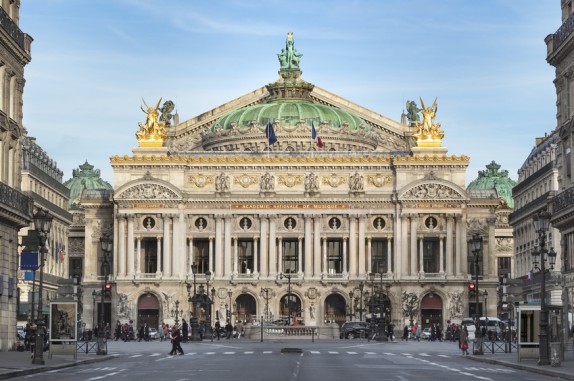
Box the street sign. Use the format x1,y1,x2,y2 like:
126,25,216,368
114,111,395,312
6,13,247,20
21,251,39,271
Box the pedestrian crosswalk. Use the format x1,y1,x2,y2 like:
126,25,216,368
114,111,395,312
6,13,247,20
119,350,460,359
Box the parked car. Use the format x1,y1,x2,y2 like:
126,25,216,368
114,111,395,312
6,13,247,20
421,328,431,340
340,321,369,339
148,328,158,340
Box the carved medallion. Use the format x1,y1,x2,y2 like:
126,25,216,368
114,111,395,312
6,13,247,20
367,174,392,188
322,174,346,188
188,174,214,188
234,174,258,188
278,174,303,188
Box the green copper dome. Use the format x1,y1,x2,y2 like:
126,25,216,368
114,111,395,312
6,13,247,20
467,161,516,208
64,161,112,208
213,102,368,131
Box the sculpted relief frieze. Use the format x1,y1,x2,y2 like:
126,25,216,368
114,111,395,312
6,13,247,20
367,174,392,188
234,174,258,188
402,183,463,200
117,183,179,200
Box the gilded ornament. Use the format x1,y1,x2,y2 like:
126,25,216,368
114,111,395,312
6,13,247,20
322,174,346,188
367,175,392,187
278,174,303,187
188,174,214,188
234,174,258,188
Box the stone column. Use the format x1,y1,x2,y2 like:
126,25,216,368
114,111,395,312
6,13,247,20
367,237,372,274
322,236,327,275
269,217,277,277
277,237,283,273
188,237,193,275
163,215,171,277
410,216,418,275
486,216,497,276
358,217,366,275
136,237,141,275
253,236,259,275
156,236,162,275
304,216,313,278
439,234,444,274
233,236,238,275
343,237,348,276
387,237,392,274
224,216,232,278
118,215,126,276
349,215,357,277
215,215,223,277
313,216,321,277
419,236,424,273
297,236,303,275
209,236,214,274
127,215,135,278
460,214,468,276
446,216,453,276
260,216,269,277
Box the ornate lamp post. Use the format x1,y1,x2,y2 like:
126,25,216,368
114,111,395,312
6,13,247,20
174,300,180,325
483,290,489,317
97,236,112,355
187,263,201,341
32,208,52,365
91,290,97,334
280,273,293,325
369,272,388,341
348,289,354,321
227,290,233,324
532,210,557,366
261,288,272,323
470,233,483,355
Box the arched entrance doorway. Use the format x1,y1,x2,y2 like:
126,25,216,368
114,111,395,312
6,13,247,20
279,294,301,325
235,294,256,323
420,293,443,329
324,294,346,326
138,293,160,330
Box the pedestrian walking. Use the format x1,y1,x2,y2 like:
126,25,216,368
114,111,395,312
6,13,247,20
182,319,189,343
215,320,221,340
459,325,469,355
169,323,184,355
403,325,409,341
225,320,233,339
415,325,421,342
159,323,165,342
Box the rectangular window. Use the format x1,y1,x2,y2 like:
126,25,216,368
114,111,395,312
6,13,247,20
193,239,210,274
143,239,158,273
327,239,343,274
497,257,511,278
468,249,484,276
423,238,440,273
238,239,254,274
371,240,387,273
282,239,298,274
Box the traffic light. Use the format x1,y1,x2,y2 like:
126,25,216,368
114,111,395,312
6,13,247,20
468,281,476,298
104,281,112,294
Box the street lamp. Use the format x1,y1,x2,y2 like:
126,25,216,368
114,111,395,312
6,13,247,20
91,290,97,334
227,290,233,324
532,210,558,366
261,288,272,323
368,272,388,341
470,233,483,355
186,263,201,341
483,290,488,317
97,236,112,355
174,300,180,325
280,273,294,325
31,208,52,365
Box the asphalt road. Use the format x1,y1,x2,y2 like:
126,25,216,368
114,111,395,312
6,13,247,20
9,339,556,381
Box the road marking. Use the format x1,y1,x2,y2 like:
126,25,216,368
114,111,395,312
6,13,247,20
149,353,162,357
420,353,431,356
130,354,142,358
309,351,320,354
205,352,216,355
223,352,235,354
328,351,338,354
365,352,376,355
383,352,395,356
244,351,254,354
347,352,358,354
184,352,196,356
263,351,272,354
437,354,450,358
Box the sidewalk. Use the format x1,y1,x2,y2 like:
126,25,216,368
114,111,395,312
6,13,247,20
466,349,574,380
0,350,116,380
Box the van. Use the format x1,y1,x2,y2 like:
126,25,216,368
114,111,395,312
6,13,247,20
479,317,503,339
461,318,476,341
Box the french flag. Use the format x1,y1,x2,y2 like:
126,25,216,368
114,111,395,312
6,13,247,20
527,270,534,281
311,121,324,148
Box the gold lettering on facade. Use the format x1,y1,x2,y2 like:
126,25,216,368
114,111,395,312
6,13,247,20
231,204,350,209
132,204,165,208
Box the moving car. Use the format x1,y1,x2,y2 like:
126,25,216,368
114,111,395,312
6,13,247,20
339,321,369,339
421,328,431,340
148,328,158,340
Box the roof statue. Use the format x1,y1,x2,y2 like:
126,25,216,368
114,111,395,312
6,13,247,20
159,100,175,128
278,32,303,70
405,100,421,125
413,97,444,148
136,98,167,147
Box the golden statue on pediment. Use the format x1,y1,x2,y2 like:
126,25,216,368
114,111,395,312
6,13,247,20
136,98,167,147
413,98,444,147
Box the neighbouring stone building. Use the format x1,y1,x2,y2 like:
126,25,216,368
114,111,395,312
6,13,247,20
0,1,33,351
78,34,514,335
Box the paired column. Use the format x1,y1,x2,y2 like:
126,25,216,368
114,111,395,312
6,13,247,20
410,215,418,275
349,215,357,277
215,216,224,277
446,216,453,276
269,217,277,277
260,216,269,277
304,216,313,278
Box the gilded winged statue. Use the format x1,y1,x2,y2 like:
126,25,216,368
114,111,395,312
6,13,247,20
136,98,167,143
413,98,444,141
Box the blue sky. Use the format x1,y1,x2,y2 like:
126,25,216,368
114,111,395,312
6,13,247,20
20,0,559,186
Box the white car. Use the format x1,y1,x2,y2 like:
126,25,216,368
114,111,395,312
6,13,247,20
148,328,158,340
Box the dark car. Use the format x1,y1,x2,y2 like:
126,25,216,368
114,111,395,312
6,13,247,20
340,321,370,339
